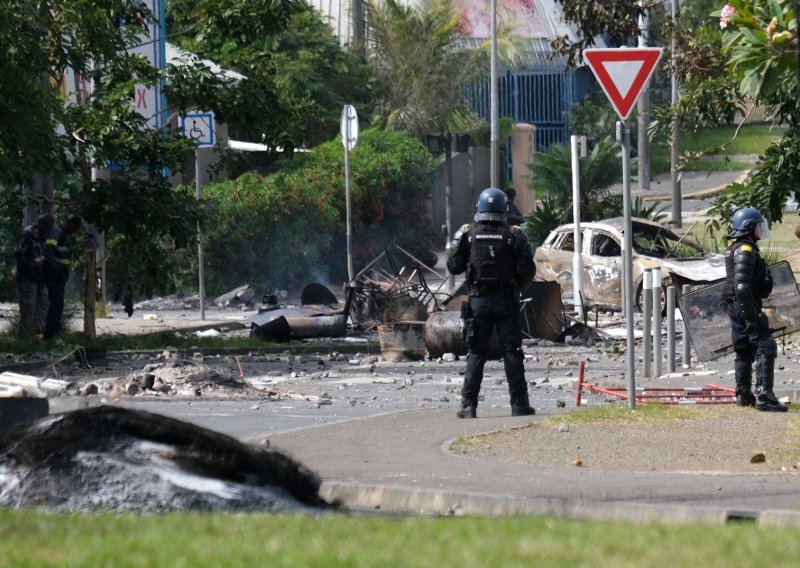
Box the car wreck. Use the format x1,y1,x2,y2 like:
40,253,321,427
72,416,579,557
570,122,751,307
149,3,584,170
534,217,726,312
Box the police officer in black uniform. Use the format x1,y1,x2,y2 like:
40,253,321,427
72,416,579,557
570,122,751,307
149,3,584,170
447,187,536,418
42,214,82,340
722,206,787,412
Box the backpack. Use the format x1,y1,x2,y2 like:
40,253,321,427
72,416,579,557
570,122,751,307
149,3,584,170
468,223,515,285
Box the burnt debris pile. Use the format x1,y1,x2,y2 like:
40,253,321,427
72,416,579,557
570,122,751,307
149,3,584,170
0,406,332,513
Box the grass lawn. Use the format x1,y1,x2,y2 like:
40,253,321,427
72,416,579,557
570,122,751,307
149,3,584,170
686,215,800,262
3,508,800,567
649,123,787,176
669,123,787,156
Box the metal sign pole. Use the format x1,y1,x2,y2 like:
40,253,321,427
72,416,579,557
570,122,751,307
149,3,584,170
620,119,636,408
570,135,584,319
196,147,205,320
181,111,214,321
341,105,358,282
344,130,354,282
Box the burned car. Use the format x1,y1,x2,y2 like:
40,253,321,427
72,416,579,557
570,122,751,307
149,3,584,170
534,217,726,312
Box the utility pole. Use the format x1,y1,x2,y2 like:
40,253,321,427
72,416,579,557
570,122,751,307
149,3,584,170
671,0,682,228
352,0,365,59
637,2,651,192
490,0,499,188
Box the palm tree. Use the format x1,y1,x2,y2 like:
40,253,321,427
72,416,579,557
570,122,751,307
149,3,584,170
525,137,624,246
365,0,527,245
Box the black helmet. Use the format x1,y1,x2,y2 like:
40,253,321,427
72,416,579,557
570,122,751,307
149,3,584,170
475,188,507,222
729,207,764,238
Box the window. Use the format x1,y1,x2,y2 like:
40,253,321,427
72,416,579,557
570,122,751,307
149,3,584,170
592,233,621,257
559,232,575,252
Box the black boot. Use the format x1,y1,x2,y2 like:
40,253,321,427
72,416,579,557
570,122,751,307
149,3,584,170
510,393,535,416
734,359,754,407
755,391,788,412
736,389,756,407
456,400,477,419
755,347,786,411
511,405,535,416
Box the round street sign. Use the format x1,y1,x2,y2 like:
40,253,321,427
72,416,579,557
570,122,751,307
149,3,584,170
340,105,358,151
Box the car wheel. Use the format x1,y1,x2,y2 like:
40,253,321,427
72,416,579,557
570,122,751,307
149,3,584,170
636,276,676,315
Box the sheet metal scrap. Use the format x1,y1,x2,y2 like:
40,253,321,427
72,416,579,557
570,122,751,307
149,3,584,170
520,281,566,341
250,283,347,342
346,244,453,328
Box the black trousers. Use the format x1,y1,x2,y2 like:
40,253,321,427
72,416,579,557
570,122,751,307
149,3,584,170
727,302,777,392
461,291,528,407
44,279,66,340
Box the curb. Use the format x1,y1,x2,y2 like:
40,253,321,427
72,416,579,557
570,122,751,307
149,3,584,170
320,481,800,526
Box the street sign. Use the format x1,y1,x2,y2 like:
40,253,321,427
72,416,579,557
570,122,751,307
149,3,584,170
180,112,215,146
340,105,358,151
583,48,663,120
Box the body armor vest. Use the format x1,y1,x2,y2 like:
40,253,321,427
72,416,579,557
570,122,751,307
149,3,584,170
468,223,515,285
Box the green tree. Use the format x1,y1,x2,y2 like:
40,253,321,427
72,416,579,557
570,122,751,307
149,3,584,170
366,0,527,138
552,0,646,66
166,0,376,153
0,0,222,335
524,137,624,246
704,0,800,232
199,129,436,293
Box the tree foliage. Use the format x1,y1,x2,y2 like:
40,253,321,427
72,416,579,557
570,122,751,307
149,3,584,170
198,129,436,294
524,138,625,246
557,0,800,234
0,0,221,306
166,0,376,152
366,0,528,139
552,0,646,66
702,1,800,232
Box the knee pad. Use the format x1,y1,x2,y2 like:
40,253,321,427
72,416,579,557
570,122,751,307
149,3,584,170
759,336,778,359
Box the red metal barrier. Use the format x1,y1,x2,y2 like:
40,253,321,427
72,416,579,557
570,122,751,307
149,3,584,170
575,362,735,406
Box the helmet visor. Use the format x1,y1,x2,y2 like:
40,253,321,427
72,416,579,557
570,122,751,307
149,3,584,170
757,219,771,240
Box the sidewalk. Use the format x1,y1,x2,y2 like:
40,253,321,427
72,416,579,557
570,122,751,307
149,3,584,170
608,168,750,203
268,406,800,525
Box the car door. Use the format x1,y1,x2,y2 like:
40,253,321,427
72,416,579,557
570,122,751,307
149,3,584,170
535,229,577,300
582,229,623,309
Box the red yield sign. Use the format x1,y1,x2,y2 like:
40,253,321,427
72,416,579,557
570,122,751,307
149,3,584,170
583,48,663,121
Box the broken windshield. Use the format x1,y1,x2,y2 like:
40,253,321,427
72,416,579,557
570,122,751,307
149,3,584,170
631,222,704,259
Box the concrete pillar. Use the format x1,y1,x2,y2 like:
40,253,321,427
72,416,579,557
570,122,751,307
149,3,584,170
510,123,536,215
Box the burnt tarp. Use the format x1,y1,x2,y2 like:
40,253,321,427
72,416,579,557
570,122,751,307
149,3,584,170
251,283,346,341
301,283,339,306
679,261,800,361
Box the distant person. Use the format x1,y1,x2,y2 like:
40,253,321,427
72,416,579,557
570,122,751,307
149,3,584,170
14,214,54,338
504,188,524,225
42,214,82,340
722,207,786,411
447,188,536,418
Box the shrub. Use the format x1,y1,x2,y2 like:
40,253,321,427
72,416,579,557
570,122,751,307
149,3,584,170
199,129,436,295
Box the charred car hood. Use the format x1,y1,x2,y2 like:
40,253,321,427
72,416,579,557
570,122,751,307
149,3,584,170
652,254,726,283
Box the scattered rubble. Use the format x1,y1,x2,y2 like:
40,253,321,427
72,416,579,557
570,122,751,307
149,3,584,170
134,293,201,311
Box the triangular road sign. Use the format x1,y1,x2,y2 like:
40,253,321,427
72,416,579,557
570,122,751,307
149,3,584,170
583,48,663,120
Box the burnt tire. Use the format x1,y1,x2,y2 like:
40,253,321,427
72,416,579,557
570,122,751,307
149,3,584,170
636,276,676,315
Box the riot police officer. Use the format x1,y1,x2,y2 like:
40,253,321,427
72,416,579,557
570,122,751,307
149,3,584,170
722,207,787,412
447,187,536,418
